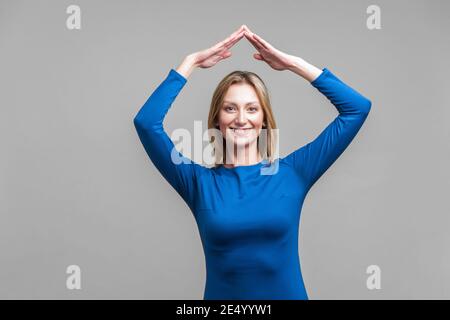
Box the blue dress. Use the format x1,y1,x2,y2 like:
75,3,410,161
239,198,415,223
133,67,371,300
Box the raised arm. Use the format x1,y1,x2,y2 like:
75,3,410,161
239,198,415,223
133,67,199,210
283,62,372,190
243,26,371,189
133,26,247,211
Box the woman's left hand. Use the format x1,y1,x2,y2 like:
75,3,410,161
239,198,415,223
243,25,295,71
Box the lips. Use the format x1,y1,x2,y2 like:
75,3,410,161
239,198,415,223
229,127,253,136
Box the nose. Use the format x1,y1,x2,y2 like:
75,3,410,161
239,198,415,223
236,110,247,125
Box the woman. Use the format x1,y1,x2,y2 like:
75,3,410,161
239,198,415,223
133,25,372,300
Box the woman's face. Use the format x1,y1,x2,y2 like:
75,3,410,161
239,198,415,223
217,83,265,149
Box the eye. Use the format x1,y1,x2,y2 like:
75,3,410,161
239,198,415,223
224,106,235,112
248,105,259,112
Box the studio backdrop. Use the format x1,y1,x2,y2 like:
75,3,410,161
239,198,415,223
1,0,449,299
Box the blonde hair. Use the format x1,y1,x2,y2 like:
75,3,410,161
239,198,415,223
207,70,278,168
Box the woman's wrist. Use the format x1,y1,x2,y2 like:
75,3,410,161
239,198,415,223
176,55,197,79
288,56,323,82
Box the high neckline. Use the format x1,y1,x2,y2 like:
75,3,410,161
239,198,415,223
217,159,269,171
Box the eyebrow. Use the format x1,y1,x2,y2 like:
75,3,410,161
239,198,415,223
223,101,260,106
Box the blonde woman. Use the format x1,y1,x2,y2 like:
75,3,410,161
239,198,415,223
133,25,371,300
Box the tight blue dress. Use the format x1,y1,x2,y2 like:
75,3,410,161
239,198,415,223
133,67,371,300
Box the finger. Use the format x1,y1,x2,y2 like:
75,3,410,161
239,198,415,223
243,25,253,34
233,24,245,35
244,30,268,50
236,24,246,34
210,41,229,55
224,28,245,48
223,25,245,45
252,33,271,50
253,53,263,60
225,30,245,48
214,27,244,52
220,50,232,59
244,31,264,51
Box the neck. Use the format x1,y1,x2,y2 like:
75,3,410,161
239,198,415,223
223,141,262,168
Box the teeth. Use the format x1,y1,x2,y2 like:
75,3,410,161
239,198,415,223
230,128,252,135
232,128,249,132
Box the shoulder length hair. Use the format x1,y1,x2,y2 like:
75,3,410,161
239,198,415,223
207,70,278,168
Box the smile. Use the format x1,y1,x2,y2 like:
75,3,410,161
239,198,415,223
229,128,253,136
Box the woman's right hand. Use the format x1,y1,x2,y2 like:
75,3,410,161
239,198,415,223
190,25,246,69
176,25,246,78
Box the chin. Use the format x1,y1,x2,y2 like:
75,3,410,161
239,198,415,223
227,136,259,148
222,129,261,149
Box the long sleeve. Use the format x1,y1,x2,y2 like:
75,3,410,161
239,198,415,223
283,68,372,190
133,69,200,211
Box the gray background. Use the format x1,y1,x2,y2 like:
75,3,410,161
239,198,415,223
1,0,449,299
